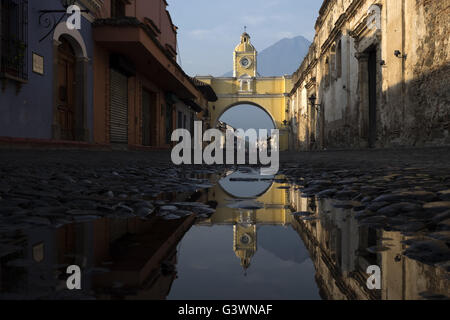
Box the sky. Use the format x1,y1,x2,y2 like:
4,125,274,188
220,105,275,131
169,0,322,77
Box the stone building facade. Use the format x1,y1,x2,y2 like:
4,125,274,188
288,0,450,151
0,0,101,142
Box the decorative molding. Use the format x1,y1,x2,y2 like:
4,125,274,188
216,94,287,99
53,22,88,58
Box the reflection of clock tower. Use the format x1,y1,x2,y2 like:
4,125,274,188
233,211,257,272
233,32,257,81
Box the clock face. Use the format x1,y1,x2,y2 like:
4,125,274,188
240,57,251,68
241,234,251,244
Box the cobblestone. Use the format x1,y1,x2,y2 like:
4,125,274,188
0,147,449,269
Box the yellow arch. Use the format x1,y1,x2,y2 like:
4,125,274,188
195,76,293,151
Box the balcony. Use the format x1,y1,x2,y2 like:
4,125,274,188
93,17,199,100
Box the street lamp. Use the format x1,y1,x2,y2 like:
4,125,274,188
39,0,88,42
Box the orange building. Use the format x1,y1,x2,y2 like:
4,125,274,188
92,0,216,148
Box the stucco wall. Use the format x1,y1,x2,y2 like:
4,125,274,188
0,0,94,140
290,0,450,150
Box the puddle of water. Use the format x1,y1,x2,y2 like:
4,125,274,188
0,168,448,300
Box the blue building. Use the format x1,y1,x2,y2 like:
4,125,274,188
0,0,100,142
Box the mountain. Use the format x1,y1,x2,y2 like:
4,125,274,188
222,35,311,77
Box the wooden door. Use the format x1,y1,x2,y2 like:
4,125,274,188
57,38,76,141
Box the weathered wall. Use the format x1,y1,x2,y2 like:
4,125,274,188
289,0,450,151
401,0,450,146
0,0,95,140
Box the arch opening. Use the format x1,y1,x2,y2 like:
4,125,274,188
218,168,274,199
215,102,277,131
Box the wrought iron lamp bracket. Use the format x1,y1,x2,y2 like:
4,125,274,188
38,3,89,43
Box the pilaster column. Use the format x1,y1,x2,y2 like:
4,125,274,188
355,52,369,145
52,40,62,140
75,56,90,142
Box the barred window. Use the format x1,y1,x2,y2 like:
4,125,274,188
0,0,28,81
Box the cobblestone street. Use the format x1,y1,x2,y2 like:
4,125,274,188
0,147,449,299
0,0,449,305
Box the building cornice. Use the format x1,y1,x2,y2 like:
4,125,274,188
290,0,370,93
216,94,288,99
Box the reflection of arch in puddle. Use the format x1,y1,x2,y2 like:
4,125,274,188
218,168,274,199
202,169,290,226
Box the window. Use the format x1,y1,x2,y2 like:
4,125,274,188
1,0,28,81
111,0,126,18
330,45,336,81
183,115,187,130
336,40,342,79
324,57,330,88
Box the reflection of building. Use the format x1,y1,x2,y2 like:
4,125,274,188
200,176,450,299
0,214,195,299
196,32,292,151
288,188,450,300
234,222,257,271
200,175,291,271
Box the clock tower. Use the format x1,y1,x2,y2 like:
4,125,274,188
233,32,257,79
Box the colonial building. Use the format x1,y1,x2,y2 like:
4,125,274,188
196,32,292,151
0,0,101,143
0,0,216,149
92,0,216,149
288,0,450,151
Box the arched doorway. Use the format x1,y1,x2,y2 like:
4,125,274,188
52,23,89,142
56,38,76,140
